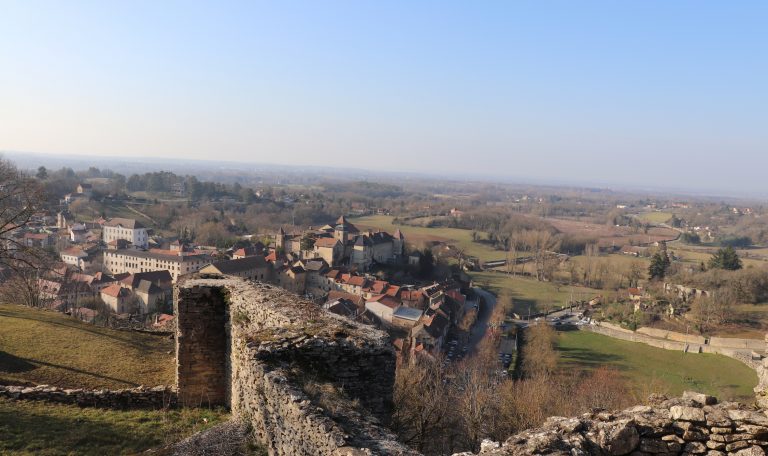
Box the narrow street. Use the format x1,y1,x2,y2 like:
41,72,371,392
467,287,496,355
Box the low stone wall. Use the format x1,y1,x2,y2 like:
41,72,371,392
595,324,764,352
582,324,691,352
458,391,768,455
176,277,418,456
0,384,176,409
637,326,708,345
583,324,763,358
710,336,766,351
594,321,634,335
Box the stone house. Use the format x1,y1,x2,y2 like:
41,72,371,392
76,183,93,198
60,247,90,270
365,294,401,323
312,237,344,266
100,283,132,314
103,244,209,281
102,218,149,249
134,279,164,313
23,232,52,248
276,265,306,294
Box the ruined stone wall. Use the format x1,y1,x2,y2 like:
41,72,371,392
175,283,229,407
457,392,768,456
0,384,175,409
175,276,768,456
175,276,417,456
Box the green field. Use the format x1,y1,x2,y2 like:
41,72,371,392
470,272,601,315
635,212,674,224
351,215,502,261
0,398,228,456
0,303,174,389
556,330,757,401
667,242,766,268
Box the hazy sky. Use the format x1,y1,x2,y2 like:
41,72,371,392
1,1,767,192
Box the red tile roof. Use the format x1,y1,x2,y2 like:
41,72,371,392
325,269,341,280
326,291,365,308
368,294,401,309
385,285,401,297
367,280,389,294
101,284,130,298
346,276,368,287
314,237,339,248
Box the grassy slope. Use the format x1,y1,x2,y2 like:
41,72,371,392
556,330,757,401
470,272,601,315
0,303,174,389
351,215,502,261
0,398,228,456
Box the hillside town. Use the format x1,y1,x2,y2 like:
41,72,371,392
2,182,479,364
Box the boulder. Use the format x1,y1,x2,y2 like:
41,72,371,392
670,406,706,422
734,446,766,456
596,419,640,455
682,391,717,406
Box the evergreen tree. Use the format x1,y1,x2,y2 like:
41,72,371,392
300,234,315,251
709,246,742,270
418,248,435,278
648,251,670,280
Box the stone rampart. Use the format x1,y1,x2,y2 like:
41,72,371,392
175,276,417,456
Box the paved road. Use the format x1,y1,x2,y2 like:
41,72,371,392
463,288,589,359
467,287,496,355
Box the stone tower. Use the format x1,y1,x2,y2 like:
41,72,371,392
334,215,350,244
393,229,405,258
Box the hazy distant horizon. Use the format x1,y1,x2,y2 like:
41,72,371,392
4,149,764,202
2,2,767,195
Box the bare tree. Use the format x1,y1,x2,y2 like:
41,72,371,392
522,230,561,281
453,357,499,451
0,158,45,269
392,357,454,454
0,258,53,308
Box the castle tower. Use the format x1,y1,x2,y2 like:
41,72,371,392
334,216,349,244
393,229,405,257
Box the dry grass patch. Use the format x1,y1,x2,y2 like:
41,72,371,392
0,398,228,456
0,303,174,389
